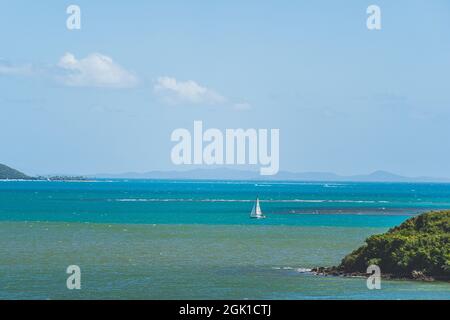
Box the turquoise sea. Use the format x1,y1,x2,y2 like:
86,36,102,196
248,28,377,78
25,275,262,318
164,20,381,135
0,180,449,299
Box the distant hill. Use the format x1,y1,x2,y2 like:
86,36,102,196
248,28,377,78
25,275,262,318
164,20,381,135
92,168,450,183
3,164,446,183
316,210,450,281
0,164,31,180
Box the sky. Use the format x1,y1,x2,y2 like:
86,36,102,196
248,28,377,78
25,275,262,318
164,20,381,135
1,0,450,177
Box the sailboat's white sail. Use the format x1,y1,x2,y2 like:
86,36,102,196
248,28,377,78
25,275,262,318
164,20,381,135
250,198,265,219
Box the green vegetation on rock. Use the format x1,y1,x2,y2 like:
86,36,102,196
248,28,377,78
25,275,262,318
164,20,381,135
337,210,450,281
0,164,30,180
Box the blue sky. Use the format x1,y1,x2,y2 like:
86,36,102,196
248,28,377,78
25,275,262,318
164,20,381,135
1,0,450,177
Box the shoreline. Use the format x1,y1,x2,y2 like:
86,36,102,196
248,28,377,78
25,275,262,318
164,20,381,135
0,178,95,182
310,267,448,283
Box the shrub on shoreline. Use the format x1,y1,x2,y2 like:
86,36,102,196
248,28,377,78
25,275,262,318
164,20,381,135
337,210,450,281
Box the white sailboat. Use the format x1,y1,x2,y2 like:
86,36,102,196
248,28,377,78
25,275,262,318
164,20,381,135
250,197,265,219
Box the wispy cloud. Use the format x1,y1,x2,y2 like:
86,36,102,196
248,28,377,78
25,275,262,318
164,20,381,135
0,59,35,77
2,56,250,109
154,76,226,105
57,53,138,88
0,54,138,89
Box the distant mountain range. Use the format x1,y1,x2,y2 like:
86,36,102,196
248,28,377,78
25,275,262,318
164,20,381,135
92,168,450,183
2,162,448,183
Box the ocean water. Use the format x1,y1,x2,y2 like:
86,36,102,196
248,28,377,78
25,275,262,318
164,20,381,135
0,180,449,299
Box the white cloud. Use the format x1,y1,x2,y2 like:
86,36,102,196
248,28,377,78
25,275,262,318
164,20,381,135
57,53,138,88
0,54,138,89
154,76,225,105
